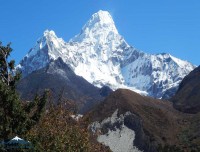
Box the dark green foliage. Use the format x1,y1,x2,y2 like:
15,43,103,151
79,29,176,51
0,80,26,139
0,42,20,88
0,42,110,152
0,42,48,141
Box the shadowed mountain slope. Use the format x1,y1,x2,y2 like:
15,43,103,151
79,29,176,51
17,57,109,113
172,66,200,114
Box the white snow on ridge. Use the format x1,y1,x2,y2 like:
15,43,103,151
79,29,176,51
72,10,118,43
170,54,194,70
17,10,195,98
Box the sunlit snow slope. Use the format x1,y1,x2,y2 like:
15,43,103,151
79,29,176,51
17,10,195,98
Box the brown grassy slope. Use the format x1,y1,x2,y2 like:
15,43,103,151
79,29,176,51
84,89,200,151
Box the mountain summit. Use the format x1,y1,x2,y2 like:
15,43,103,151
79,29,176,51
72,10,119,43
17,10,195,99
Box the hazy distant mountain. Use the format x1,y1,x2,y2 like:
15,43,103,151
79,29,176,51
17,10,195,99
172,66,200,113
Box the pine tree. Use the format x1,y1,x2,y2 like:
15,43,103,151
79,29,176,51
0,42,48,140
0,42,20,87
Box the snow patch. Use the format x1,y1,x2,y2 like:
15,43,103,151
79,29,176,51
12,136,23,141
70,114,83,121
90,110,143,152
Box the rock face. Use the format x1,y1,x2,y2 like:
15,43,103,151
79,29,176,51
17,57,105,113
17,10,195,99
85,89,185,152
89,109,154,152
172,66,200,113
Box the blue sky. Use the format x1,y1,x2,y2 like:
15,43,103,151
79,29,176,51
1,0,200,65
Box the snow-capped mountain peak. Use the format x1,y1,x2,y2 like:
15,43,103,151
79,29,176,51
43,29,56,37
26,30,63,58
17,10,195,99
17,29,69,76
71,10,119,43
93,10,116,25
82,10,118,33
